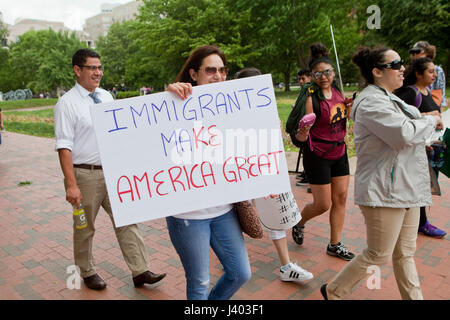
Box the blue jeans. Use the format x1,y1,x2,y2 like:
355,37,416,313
166,210,251,300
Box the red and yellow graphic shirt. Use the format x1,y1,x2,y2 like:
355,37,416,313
309,87,347,160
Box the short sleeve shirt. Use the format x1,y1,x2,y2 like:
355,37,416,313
54,82,114,165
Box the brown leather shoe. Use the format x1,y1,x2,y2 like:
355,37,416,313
83,274,107,290
133,270,166,287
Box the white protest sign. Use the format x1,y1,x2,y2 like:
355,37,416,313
90,74,291,227
254,192,301,231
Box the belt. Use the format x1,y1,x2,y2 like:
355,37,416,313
73,164,103,170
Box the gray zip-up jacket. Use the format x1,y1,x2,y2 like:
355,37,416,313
350,84,436,208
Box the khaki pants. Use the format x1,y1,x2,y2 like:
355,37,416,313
66,167,149,278
327,206,423,300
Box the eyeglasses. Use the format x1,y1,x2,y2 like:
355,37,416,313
312,69,334,79
376,59,404,70
79,65,104,72
200,66,228,75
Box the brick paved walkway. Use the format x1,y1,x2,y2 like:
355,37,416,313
0,131,449,300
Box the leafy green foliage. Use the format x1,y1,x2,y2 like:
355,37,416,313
7,29,83,93
0,0,448,93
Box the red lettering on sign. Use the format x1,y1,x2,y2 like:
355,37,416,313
190,164,204,188
247,155,258,177
268,150,282,174
193,126,208,149
235,156,249,181
117,175,134,203
258,153,271,175
133,172,152,200
168,166,185,192
153,170,168,196
223,156,237,182
207,125,221,147
201,161,216,186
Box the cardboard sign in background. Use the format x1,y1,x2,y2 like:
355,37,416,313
91,74,291,227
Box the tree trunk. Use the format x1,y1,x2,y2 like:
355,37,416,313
284,68,291,91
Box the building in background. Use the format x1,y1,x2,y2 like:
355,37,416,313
111,0,142,24
83,3,117,42
6,18,70,44
1,1,143,47
83,0,143,47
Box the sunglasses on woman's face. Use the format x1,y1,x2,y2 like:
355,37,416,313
200,66,228,75
312,68,334,79
376,59,404,70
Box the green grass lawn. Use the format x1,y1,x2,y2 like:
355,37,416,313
3,107,54,138
0,98,57,111
4,121,55,138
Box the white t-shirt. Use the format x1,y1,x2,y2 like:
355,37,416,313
54,82,113,165
173,204,234,220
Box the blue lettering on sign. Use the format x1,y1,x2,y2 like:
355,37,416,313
238,88,254,109
161,130,178,157
256,87,271,108
183,97,197,121
198,94,215,119
130,103,151,128
152,100,171,124
227,92,241,113
105,108,128,132
178,129,193,153
215,92,227,115
171,100,179,121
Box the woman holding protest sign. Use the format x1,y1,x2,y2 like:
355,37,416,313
165,45,251,300
289,43,355,261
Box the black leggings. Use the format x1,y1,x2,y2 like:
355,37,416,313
419,207,427,227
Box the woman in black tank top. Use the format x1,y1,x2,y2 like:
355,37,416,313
395,58,447,239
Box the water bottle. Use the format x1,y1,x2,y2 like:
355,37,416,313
73,205,88,229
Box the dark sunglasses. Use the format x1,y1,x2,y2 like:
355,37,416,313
376,59,404,70
409,49,422,54
200,66,228,75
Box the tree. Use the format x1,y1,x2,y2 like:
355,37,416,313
96,21,134,89
96,20,167,90
233,0,362,90
0,19,8,47
356,0,449,82
8,29,83,93
0,48,21,92
134,0,257,86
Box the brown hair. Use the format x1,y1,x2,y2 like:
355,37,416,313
175,45,227,86
352,45,391,85
308,42,333,70
411,41,436,60
236,67,261,78
423,45,436,60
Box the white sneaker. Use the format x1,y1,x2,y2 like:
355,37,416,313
280,263,313,283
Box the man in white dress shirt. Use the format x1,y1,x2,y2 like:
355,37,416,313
54,49,165,290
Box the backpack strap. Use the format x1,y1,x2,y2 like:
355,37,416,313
407,85,422,108
310,136,345,158
311,92,321,120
